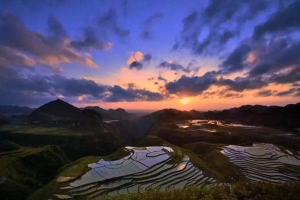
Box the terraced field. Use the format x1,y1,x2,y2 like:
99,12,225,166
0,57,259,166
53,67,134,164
220,143,300,182
52,146,216,199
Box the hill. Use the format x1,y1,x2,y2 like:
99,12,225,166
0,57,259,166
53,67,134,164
84,106,136,120
28,99,81,123
0,141,68,200
0,105,34,117
204,103,300,129
142,103,300,129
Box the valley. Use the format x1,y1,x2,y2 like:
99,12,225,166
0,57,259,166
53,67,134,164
1,100,300,200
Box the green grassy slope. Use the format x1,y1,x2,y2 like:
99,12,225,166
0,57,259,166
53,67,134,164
0,142,68,200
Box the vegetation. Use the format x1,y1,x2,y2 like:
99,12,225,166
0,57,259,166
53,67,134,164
99,182,300,200
0,140,20,152
0,142,68,200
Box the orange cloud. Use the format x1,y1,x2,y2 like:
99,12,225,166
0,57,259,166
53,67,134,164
121,67,129,73
247,52,256,63
134,51,143,61
127,51,144,64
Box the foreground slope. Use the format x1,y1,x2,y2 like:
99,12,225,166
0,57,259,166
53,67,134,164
28,136,225,200
0,141,68,200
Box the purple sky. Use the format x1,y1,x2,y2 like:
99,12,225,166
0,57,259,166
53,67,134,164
0,0,300,110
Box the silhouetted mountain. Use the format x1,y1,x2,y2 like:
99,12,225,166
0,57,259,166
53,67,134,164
28,99,81,123
84,106,136,120
203,103,300,129
142,108,199,123
0,105,35,116
76,109,103,126
141,103,300,129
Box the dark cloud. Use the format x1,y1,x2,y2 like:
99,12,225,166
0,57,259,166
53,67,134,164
276,89,296,96
128,53,152,70
71,27,111,51
253,1,300,39
270,66,300,84
127,83,136,89
157,75,167,83
158,61,191,73
98,8,130,38
143,53,152,61
0,12,97,69
175,0,275,55
0,44,35,67
104,85,164,102
222,92,244,98
158,60,199,74
140,12,164,39
220,37,300,88
217,76,267,92
255,90,274,97
165,71,217,96
0,67,164,105
47,16,68,38
154,82,159,85
220,44,251,74
129,61,143,70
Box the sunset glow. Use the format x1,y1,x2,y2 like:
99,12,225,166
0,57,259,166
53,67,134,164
180,97,189,105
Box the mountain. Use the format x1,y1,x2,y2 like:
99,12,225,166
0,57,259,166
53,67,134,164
203,103,300,129
84,106,136,120
0,105,34,116
28,99,81,123
141,103,300,129
75,109,103,126
142,108,200,123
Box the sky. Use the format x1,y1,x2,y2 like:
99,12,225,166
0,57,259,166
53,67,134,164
0,0,300,111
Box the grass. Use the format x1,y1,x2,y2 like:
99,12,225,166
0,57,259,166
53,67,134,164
98,182,300,200
183,142,225,156
57,156,101,180
182,142,246,182
0,124,82,135
0,142,68,200
27,148,131,200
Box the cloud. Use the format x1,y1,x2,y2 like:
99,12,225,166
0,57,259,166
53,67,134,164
165,71,217,96
71,27,112,51
127,51,143,64
140,12,164,39
121,67,129,73
0,67,165,105
0,45,36,67
253,1,300,39
129,61,143,70
0,12,98,70
47,16,68,38
220,37,300,87
175,0,275,55
127,51,152,70
255,90,274,97
158,61,199,74
217,76,267,92
256,88,300,97
157,75,167,83
98,8,130,38
104,85,164,102
220,43,251,74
